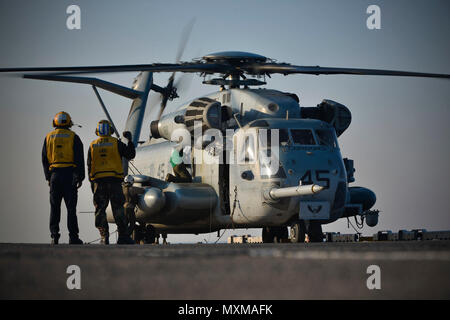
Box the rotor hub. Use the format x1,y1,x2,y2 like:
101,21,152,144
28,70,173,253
202,51,268,65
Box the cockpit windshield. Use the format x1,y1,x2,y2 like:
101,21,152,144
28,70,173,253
315,129,338,148
290,129,316,145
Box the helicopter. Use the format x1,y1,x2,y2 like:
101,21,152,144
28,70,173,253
1,51,449,243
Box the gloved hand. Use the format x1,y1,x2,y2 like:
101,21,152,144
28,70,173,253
72,174,82,189
123,131,132,141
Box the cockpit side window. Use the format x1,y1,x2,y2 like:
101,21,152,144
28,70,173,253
315,129,337,148
259,128,290,148
290,129,316,145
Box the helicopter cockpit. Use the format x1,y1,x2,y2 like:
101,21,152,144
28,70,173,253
234,119,341,179
231,118,346,223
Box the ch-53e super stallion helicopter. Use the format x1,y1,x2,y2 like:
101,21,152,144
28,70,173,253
1,51,449,243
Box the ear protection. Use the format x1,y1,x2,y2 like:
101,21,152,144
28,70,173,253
95,120,115,136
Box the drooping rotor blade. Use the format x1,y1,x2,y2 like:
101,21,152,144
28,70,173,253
23,73,142,99
0,62,228,75
244,64,450,79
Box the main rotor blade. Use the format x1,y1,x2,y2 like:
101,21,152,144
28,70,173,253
245,64,450,79
0,63,228,75
176,18,195,64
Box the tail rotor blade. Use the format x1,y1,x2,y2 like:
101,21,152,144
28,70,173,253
157,19,195,120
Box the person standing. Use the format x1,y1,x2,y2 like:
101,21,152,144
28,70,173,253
87,120,135,245
42,111,84,245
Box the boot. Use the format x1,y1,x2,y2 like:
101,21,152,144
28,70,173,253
100,236,110,245
51,234,60,245
69,237,83,245
117,235,135,245
98,227,109,245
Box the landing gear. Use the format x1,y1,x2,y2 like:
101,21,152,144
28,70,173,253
290,221,306,243
131,224,157,244
262,226,289,243
144,224,156,244
307,221,324,243
290,220,323,243
132,223,145,244
162,233,168,245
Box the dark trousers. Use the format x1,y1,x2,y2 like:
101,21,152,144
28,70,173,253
93,181,127,237
166,163,192,183
49,168,79,240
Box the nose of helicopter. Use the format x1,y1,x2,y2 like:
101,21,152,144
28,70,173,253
275,147,348,220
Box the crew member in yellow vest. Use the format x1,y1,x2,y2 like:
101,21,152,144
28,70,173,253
42,111,85,245
87,120,136,245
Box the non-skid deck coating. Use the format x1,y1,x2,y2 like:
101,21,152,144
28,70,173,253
1,241,449,299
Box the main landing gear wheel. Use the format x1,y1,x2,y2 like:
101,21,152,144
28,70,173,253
290,221,306,243
262,226,289,243
307,221,324,243
290,220,324,243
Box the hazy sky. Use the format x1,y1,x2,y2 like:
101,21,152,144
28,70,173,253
0,0,449,243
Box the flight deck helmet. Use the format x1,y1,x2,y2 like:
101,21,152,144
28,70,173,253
95,119,115,137
52,111,73,128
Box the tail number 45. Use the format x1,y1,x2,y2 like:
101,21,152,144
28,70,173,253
300,170,330,189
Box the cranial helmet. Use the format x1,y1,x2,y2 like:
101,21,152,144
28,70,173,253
95,119,115,136
53,111,73,128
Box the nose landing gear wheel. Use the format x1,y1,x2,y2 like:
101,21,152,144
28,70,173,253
307,221,324,242
290,220,323,243
262,226,289,243
290,221,306,243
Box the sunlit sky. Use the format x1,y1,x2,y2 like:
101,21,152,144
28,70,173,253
0,0,449,243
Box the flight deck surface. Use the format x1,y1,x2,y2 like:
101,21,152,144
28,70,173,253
1,241,449,299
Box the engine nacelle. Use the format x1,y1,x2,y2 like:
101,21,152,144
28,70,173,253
150,97,222,142
301,99,352,136
133,182,218,224
136,187,166,220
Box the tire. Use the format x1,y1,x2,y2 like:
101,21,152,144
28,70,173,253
262,227,274,243
273,227,289,243
290,221,306,243
306,221,323,242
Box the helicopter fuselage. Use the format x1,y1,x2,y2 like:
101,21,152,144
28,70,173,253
117,88,372,234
